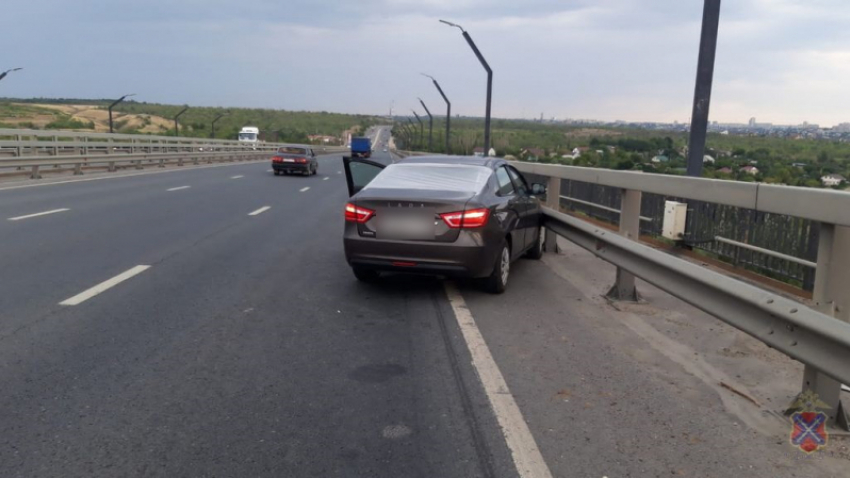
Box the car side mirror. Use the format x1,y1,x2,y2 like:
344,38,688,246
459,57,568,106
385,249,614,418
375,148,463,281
530,183,547,196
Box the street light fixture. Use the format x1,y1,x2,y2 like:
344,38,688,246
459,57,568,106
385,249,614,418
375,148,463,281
0,67,23,83
173,105,189,137
418,98,434,152
411,110,424,150
211,111,230,139
440,19,492,157
108,93,136,134
422,73,451,154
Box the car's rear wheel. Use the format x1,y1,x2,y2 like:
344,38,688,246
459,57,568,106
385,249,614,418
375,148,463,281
483,241,510,294
352,266,380,283
273,170,280,176
526,226,545,260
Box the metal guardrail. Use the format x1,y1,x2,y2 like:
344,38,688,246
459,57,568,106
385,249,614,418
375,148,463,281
514,161,850,429
0,129,349,178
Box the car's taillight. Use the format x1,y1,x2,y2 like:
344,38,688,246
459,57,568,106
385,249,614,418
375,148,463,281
345,203,374,223
440,208,490,228
272,156,281,162
296,157,307,163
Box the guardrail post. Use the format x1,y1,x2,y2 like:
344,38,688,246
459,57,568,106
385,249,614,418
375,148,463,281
158,158,165,168
544,176,561,253
797,223,850,430
108,161,116,172
73,163,83,176
30,165,41,179
178,157,184,167
52,135,58,156
606,189,642,301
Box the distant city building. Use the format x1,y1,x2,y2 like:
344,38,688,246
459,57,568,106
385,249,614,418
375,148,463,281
749,117,756,128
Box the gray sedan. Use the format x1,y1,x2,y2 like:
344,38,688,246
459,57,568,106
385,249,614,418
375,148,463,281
342,156,546,293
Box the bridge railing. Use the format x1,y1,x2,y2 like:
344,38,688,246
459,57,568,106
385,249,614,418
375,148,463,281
512,161,850,429
0,129,348,178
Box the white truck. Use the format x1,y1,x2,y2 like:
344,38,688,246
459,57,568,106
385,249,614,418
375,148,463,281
238,126,260,149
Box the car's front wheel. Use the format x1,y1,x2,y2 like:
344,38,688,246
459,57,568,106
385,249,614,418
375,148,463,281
483,241,510,294
352,266,380,283
525,226,545,260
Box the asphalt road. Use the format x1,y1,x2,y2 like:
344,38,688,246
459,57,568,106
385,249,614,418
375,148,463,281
0,129,841,477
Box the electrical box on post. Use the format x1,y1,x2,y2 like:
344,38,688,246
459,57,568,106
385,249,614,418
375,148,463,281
662,201,687,240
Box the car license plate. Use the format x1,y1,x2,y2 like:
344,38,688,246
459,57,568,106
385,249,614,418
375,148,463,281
283,158,295,162
377,209,435,240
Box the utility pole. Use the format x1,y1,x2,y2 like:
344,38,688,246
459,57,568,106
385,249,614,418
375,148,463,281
211,111,230,139
422,73,451,154
173,105,189,137
108,94,136,134
686,0,722,177
412,110,424,150
418,98,434,152
440,20,492,156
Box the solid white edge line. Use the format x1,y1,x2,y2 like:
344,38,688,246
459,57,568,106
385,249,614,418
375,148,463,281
8,208,70,221
443,282,554,478
167,185,191,191
231,175,244,179
59,265,151,306
299,187,310,192
248,206,271,216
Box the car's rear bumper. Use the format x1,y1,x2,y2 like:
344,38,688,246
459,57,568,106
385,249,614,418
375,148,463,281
344,226,497,278
272,162,310,172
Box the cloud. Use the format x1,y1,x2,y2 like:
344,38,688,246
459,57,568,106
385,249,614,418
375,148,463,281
1,0,848,125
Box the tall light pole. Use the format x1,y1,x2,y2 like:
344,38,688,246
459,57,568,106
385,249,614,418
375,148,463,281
422,73,451,154
211,111,230,139
440,20,492,157
0,67,23,83
173,105,189,137
412,110,424,150
406,117,418,149
108,93,136,134
419,98,434,152
686,0,722,177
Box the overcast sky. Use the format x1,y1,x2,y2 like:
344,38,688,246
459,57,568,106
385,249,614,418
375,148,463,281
2,0,849,125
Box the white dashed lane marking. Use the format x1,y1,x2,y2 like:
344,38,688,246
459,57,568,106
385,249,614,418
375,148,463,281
248,206,271,216
8,208,70,221
59,265,151,306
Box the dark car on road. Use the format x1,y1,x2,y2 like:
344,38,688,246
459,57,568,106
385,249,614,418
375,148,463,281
272,146,318,176
342,156,546,293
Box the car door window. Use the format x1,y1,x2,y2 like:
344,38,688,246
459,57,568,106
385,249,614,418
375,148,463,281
343,157,385,196
506,167,529,196
495,167,515,196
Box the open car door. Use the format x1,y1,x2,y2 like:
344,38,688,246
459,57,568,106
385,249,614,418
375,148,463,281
343,156,386,197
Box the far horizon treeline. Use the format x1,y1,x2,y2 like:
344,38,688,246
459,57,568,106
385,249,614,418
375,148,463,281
0,98,378,143
393,116,850,189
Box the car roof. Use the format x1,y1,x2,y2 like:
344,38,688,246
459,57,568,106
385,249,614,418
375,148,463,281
396,155,505,169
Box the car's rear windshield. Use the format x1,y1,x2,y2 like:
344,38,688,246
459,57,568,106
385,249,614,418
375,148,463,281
278,147,307,154
364,163,491,193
